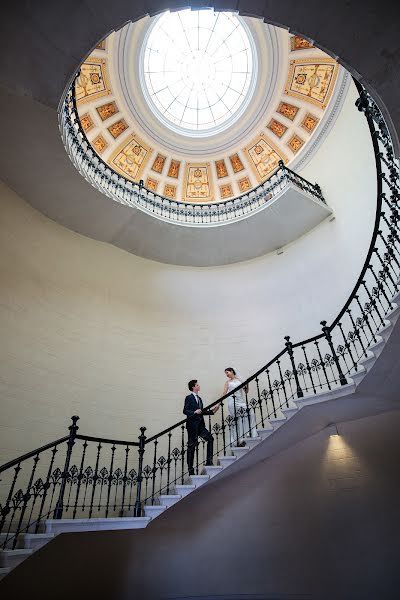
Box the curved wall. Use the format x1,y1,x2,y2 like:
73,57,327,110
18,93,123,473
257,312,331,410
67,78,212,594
0,84,376,461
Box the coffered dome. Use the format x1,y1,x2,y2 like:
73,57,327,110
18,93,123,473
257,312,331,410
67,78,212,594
74,9,347,204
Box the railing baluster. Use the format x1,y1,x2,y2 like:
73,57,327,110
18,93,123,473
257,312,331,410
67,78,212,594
166,433,172,495
285,336,304,398
105,445,116,518
88,442,102,519
54,416,79,519
134,427,146,517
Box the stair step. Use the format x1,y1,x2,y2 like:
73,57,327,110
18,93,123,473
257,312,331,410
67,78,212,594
386,302,400,323
218,455,237,468
201,465,224,477
244,436,261,449
348,365,367,386
377,320,394,342
175,484,196,497
23,533,56,550
44,517,150,534
143,505,167,519
0,548,33,569
256,427,274,440
0,567,11,581
0,533,22,549
231,446,250,458
158,495,181,508
281,406,298,418
358,353,376,371
189,475,210,487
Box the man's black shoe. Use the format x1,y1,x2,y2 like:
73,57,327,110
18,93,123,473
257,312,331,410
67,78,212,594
188,469,195,475
205,462,214,466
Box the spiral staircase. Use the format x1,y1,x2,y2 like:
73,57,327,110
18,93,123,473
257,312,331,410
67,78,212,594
1,2,400,596
1,84,399,588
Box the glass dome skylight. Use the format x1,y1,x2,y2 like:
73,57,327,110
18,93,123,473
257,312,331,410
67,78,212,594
141,9,256,137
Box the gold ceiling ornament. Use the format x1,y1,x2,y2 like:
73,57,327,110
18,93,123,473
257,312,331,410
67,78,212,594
108,133,152,182
220,184,233,199
229,153,245,173
96,101,118,121
92,134,108,155
107,119,128,139
285,58,339,109
163,184,177,199
167,160,181,179
290,35,314,51
183,163,214,203
146,177,159,192
267,118,288,138
80,112,95,133
276,101,300,121
151,154,167,174
301,112,320,134
75,58,111,105
287,133,305,154
245,133,287,182
215,159,229,179
237,176,252,193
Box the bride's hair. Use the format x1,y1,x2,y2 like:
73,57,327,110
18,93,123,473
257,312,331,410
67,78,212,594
224,367,236,375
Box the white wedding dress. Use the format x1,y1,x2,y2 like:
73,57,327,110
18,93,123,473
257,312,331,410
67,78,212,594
226,378,256,446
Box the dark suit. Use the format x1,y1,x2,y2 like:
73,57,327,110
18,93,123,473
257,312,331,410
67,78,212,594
183,393,214,474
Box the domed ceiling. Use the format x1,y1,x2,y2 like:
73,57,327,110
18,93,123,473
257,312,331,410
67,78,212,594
75,9,346,204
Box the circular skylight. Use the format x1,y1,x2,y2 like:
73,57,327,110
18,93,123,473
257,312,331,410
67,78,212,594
141,9,256,137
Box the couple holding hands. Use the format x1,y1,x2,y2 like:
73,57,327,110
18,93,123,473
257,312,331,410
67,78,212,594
183,368,256,475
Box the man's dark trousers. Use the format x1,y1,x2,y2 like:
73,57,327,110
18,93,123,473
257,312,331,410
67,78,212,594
183,393,214,474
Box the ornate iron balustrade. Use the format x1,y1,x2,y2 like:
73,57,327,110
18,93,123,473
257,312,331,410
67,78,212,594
1,83,399,548
59,80,325,226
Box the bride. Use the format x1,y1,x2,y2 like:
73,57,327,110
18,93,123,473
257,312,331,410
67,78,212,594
223,367,256,447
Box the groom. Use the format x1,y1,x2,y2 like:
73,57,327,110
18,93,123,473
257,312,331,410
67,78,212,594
183,380,219,475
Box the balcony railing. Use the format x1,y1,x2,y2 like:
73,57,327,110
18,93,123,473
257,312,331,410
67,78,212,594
0,84,398,550
59,79,326,226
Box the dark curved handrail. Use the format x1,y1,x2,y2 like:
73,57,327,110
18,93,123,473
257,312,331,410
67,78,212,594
0,436,69,474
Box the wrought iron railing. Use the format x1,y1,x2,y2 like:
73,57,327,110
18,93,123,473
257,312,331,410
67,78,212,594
1,83,399,549
59,79,325,226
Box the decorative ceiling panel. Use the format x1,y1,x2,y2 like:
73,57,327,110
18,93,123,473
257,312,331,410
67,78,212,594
73,13,346,203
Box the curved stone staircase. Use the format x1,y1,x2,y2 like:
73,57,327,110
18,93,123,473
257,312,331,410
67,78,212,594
1,293,399,582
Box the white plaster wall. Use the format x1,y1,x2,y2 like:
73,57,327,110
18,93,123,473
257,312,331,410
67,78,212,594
0,83,375,462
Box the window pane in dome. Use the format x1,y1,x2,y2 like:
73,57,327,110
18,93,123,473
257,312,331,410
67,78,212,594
141,8,256,135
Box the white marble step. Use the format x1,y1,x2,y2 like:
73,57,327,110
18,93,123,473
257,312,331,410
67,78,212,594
189,475,210,487
294,382,356,409
175,484,196,497
158,495,181,508
201,465,224,478
270,411,287,428
44,517,150,534
256,427,274,440
231,446,250,459
0,567,11,581
23,533,56,551
244,436,261,450
143,505,166,519
386,302,400,323
377,320,395,342
218,455,237,468
0,548,33,569
358,352,377,372
348,365,367,386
